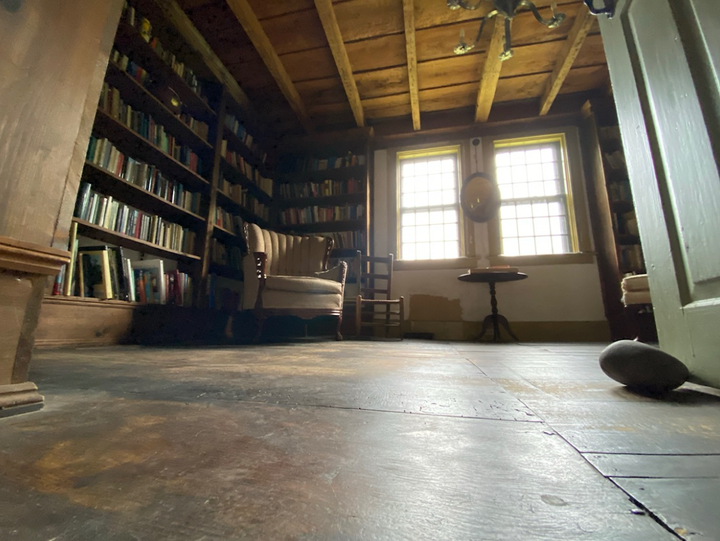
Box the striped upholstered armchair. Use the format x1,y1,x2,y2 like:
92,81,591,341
242,223,347,342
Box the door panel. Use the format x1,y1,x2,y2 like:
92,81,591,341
600,0,720,386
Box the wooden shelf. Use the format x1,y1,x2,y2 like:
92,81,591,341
73,218,201,262
113,20,216,120
212,224,244,246
277,219,365,234
280,164,366,184
93,109,210,192
82,161,206,228
104,62,213,154
215,191,270,228
220,159,273,204
223,126,273,180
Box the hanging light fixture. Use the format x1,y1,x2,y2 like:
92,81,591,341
448,0,566,60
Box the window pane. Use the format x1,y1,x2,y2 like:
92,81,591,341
403,226,416,243
403,244,416,260
517,218,534,237
402,212,415,226
519,237,536,255
536,236,553,254
416,225,430,243
415,192,429,208
444,243,459,259
503,237,520,256
496,152,510,167
552,236,570,254
501,219,518,237
534,217,551,236
402,163,415,176
441,158,454,172
444,209,458,223
501,205,516,219
416,243,430,260
516,204,532,218
429,210,444,225
444,223,459,241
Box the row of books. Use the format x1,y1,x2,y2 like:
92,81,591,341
618,244,644,272
278,177,364,199
206,273,242,311
218,176,269,221
210,239,242,270
284,153,366,173
278,204,364,226
323,230,365,251
221,142,273,196
108,49,210,143
99,83,204,174
122,2,209,104
54,224,192,305
215,207,244,236
86,136,203,215
223,114,269,166
604,150,627,172
608,180,633,203
611,211,640,237
75,182,197,254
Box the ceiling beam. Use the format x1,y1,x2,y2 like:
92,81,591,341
149,0,254,116
402,0,421,131
539,6,594,116
225,0,313,133
314,0,365,127
474,18,506,123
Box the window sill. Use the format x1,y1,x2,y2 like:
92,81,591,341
488,252,595,267
395,257,478,271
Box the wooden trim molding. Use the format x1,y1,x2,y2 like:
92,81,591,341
0,382,43,410
0,235,70,276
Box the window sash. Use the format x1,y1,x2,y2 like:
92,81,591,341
494,138,574,257
397,150,461,261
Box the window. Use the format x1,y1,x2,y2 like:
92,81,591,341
494,136,576,257
397,146,462,261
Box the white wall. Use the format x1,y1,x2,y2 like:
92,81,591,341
373,139,608,341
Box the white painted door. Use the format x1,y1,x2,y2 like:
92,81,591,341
599,0,720,386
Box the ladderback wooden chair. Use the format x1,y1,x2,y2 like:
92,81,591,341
354,253,404,339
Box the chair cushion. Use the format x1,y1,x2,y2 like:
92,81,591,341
622,274,650,292
261,291,342,310
265,275,343,295
599,340,688,392
622,290,652,306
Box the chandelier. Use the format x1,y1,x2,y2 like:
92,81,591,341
449,1,616,60
448,0,566,60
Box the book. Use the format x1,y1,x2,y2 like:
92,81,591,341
132,259,166,304
469,266,519,274
78,246,114,299
63,221,80,296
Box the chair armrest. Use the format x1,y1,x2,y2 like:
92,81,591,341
314,261,347,284
252,252,268,281
252,252,268,310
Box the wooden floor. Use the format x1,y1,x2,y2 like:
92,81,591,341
2,341,720,540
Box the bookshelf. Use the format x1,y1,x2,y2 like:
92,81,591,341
50,0,276,326
275,130,372,257
581,97,646,340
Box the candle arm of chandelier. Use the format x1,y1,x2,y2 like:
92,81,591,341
519,0,566,28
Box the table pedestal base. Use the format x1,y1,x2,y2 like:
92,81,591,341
476,313,519,342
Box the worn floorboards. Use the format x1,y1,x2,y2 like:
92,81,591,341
1,341,719,540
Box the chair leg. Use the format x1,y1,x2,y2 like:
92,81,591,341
252,313,265,344
336,312,344,341
398,296,405,341
355,295,362,336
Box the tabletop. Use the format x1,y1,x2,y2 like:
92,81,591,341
457,270,528,284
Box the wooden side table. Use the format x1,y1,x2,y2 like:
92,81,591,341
458,270,528,342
